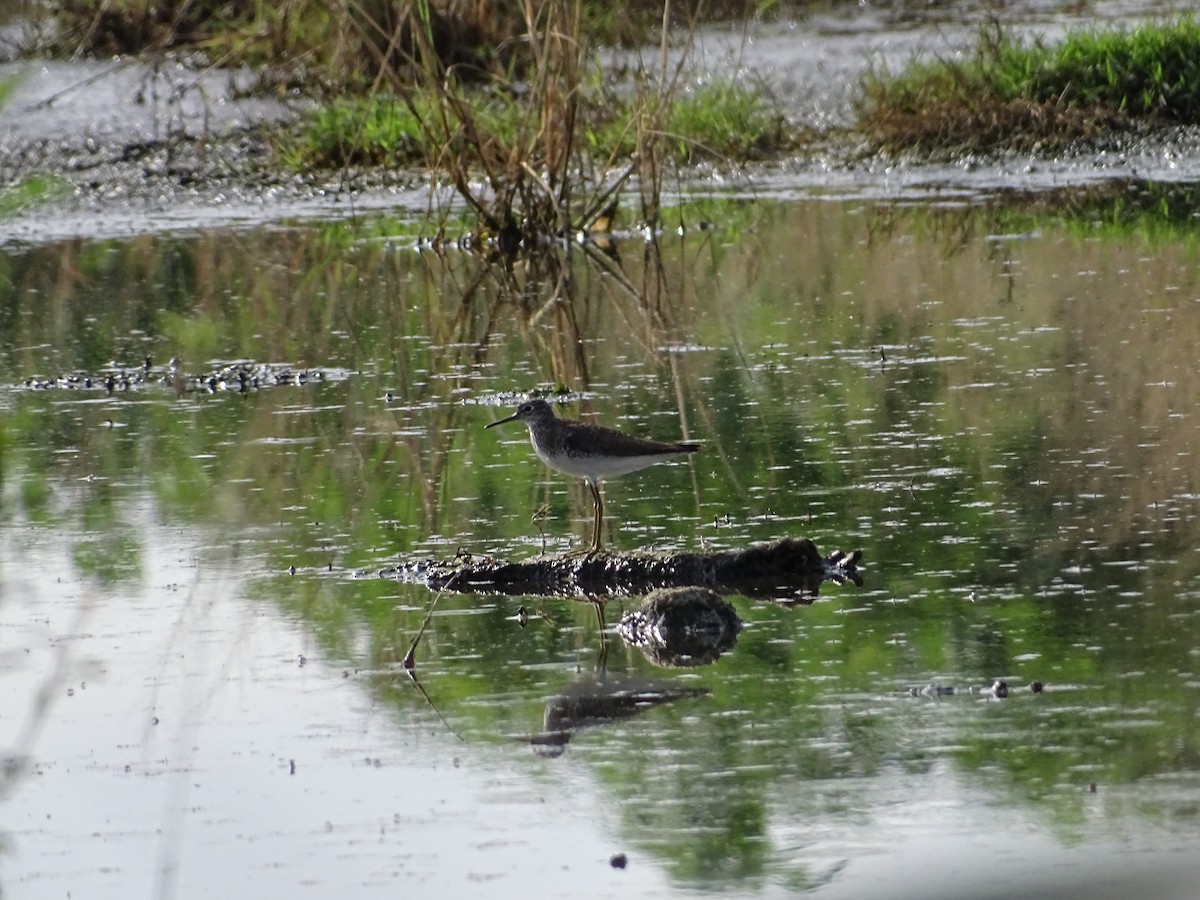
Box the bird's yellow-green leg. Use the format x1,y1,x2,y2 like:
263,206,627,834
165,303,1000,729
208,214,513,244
589,480,604,554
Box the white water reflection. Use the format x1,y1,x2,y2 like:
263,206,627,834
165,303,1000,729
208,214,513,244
0,515,652,898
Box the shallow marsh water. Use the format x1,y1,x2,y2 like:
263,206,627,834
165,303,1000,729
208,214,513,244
2,188,1200,898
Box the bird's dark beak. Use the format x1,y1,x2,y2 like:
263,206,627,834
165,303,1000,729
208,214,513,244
486,411,519,428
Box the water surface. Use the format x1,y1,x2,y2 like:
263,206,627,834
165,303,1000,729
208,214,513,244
2,190,1200,898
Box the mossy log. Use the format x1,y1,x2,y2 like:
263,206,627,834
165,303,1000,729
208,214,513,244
384,537,862,601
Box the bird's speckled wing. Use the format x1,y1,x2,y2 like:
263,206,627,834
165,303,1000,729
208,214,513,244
560,421,697,458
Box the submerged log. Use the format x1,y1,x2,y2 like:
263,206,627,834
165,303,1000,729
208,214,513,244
616,587,743,667
384,537,863,602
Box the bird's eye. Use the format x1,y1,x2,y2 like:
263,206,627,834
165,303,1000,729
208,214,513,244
521,402,533,412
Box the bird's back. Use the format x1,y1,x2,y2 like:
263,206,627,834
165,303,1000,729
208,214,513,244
533,418,698,481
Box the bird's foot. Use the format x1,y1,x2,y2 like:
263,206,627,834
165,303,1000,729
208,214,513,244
564,543,608,560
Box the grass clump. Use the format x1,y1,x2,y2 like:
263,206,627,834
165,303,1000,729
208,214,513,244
586,80,789,163
283,92,529,169
288,78,788,170
858,17,1200,154
0,175,69,216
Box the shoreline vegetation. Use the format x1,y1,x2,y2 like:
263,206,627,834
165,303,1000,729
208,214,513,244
7,4,1200,235
857,17,1200,154
16,0,800,240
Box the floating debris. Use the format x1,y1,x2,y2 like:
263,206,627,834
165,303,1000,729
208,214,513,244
904,679,1044,700
18,360,355,394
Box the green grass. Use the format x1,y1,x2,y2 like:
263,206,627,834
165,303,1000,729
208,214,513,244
0,175,69,217
587,80,789,163
858,18,1200,153
280,92,525,169
285,79,789,171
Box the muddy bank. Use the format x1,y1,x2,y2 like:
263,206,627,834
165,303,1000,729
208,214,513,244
0,55,431,243
3,0,1199,245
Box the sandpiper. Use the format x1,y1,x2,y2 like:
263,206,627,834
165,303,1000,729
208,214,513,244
487,398,699,553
